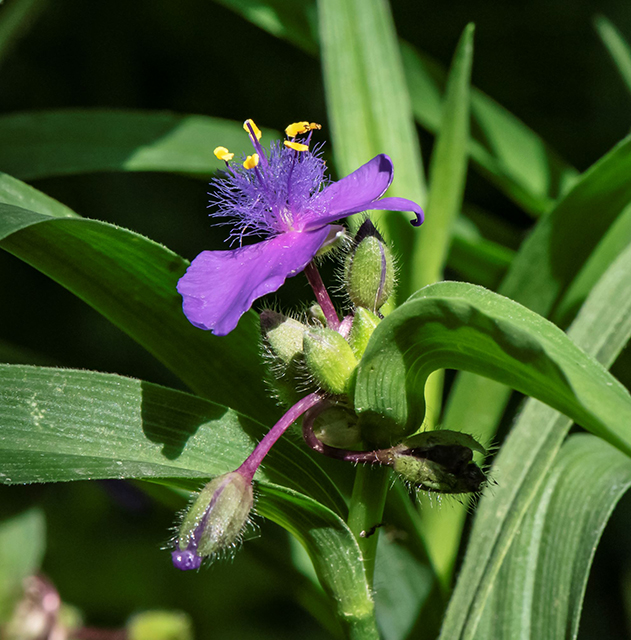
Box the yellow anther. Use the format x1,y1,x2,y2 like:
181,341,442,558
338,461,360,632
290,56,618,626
243,119,262,141
284,140,309,152
285,121,322,137
243,153,259,169
213,146,234,161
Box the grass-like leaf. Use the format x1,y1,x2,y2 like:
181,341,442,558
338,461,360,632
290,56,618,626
0,176,275,422
477,434,631,639
355,281,631,454
412,23,474,288
443,133,631,448
595,15,631,97
0,110,279,180
0,364,380,639
317,0,426,298
440,241,631,640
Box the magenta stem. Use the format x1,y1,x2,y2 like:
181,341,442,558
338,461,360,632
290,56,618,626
304,261,340,330
301,402,394,465
238,392,323,482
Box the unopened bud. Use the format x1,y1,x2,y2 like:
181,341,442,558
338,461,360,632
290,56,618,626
260,310,309,405
260,310,305,366
172,471,253,570
303,327,358,395
349,307,380,358
392,430,487,494
344,219,395,311
313,405,361,448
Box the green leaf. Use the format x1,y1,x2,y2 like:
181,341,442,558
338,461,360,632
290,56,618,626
317,0,426,298
443,132,631,450
374,535,434,640
448,216,514,289
213,0,319,56
400,41,578,217
477,434,631,640
0,364,344,513
0,177,276,421
595,15,631,97
0,0,44,67
553,200,631,327
354,280,631,455
0,509,46,622
0,110,279,180
214,0,577,217
261,485,379,640
440,240,631,640
412,23,474,288
0,364,378,639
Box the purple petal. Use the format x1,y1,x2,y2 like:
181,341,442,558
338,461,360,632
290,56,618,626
177,227,331,335
360,196,424,226
305,154,394,229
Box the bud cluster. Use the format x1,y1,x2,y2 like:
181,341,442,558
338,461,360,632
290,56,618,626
260,218,395,404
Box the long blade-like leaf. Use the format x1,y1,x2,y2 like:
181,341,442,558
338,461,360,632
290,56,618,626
477,433,631,640
0,110,279,180
595,15,631,96
440,241,631,640
413,23,474,288
0,364,378,639
443,133,631,448
0,177,275,422
317,0,426,298
355,280,631,454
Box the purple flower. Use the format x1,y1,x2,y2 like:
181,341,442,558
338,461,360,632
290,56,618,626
177,120,424,336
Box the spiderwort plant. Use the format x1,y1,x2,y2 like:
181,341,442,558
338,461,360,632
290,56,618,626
172,118,487,571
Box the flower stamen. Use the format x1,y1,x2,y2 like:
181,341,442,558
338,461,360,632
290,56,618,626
285,121,322,137
243,154,259,169
284,140,310,152
214,146,234,162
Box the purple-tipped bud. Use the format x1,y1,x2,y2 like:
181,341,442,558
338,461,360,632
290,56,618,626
172,471,254,570
344,219,396,312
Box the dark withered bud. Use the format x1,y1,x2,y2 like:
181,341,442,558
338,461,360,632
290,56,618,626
344,219,395,312
392,430,487,494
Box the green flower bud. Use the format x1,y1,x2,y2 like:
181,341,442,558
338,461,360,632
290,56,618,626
260,310,305,366
348,307,380,358
128,611,193,640
172,471,253,570
392,430,487,494
260,310,308,405
344,219,396,312
313,405,362,448
303,327,358,395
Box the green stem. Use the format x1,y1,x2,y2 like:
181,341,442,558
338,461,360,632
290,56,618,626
347,463,390,586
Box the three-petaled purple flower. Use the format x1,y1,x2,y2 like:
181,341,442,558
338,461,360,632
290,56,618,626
177,119,424,336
